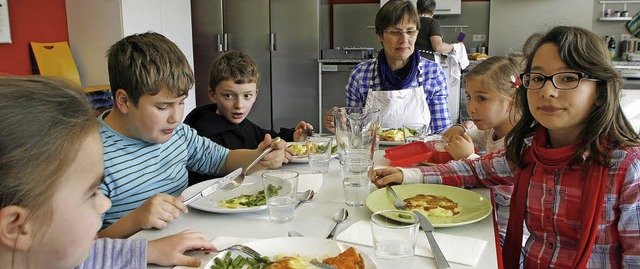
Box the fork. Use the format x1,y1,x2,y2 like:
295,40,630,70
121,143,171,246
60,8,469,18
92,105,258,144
221,137,281,191
227,244,266,262
385,185,408,210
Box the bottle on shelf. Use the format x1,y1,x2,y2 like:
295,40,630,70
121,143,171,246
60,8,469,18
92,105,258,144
609,35,616,60
478,42,486,54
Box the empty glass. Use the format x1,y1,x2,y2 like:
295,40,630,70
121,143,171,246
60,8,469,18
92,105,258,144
402,123,428,143
306,136,333,174
371,210,419,268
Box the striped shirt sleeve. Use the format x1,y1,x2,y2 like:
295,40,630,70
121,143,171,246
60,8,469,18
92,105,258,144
75,238,147,269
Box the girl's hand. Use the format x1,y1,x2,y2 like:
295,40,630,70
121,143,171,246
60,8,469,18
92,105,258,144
147,230,215,267
372,167,404,188
444,133,475,160
293,121,314,142
130,193,187,231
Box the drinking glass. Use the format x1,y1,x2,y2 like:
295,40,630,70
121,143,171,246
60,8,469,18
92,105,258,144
333,107,380,160
340,156,373,207
402,123,428,143
261,170,299,223
371,210,419,268
306,136,333,174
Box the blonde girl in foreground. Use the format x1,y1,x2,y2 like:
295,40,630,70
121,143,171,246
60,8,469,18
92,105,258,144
0,77,214,269
374,26,640,268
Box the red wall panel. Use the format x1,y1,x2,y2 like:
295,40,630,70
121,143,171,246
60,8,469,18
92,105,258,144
0,0,68,76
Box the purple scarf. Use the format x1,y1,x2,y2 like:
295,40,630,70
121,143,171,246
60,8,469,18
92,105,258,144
377,49,420,91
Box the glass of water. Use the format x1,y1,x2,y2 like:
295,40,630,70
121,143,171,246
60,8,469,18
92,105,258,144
261,170,299,223
340,156,372,207
403,123,427,143
306,136,333,174
371,210,419,268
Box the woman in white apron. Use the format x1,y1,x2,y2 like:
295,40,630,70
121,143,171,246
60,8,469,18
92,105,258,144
324,1,452,134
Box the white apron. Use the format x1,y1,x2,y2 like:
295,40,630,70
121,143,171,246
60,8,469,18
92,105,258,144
364,85,431,131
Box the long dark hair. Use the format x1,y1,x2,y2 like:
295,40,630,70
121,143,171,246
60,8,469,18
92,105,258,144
505,26,640,167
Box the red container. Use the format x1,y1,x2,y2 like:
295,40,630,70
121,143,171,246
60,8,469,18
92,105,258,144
384,142,433,166
424,141,454,163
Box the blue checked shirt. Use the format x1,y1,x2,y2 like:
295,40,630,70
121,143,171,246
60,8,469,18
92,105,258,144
345,57,452,134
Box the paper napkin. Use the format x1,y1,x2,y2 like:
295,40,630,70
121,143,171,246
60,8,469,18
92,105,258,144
335,220,487,266
174,236,259,269
297,173,323,193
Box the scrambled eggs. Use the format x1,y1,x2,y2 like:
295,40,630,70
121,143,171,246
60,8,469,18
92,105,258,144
380,128,417,142
403,194,461,217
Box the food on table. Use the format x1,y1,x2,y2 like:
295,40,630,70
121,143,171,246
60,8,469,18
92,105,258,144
287,142,337,156
469,52,489,60
210,246,366,269
219,184,281,208
379,128,417,142
403,194,461,217
321,247,365,269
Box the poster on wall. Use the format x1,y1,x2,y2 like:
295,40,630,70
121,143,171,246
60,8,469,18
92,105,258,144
0,0,11,44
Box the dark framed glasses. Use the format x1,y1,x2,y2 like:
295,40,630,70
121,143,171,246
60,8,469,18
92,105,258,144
520,72,600,90
383,29,418,37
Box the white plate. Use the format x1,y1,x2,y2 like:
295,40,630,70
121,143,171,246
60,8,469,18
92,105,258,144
181,176,268,213
204,237,377,268
287,142,338,163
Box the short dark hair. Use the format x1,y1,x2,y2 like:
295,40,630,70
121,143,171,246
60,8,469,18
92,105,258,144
416,0,436,14
107,32,194,105
376,0,421,35
209,51,260,91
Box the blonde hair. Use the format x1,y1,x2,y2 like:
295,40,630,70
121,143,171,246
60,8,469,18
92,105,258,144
0,76,98,241
465,56,523,100
209,51,260,91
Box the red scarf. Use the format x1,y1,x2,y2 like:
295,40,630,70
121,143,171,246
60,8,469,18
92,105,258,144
503,127,608,269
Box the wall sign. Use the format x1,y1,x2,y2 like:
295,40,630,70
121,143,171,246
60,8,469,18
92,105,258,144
0,0,11,44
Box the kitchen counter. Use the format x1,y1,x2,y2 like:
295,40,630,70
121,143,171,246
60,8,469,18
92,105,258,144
319,58,369,64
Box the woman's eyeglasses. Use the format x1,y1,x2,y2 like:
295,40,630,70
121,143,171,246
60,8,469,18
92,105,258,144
384,29,418,37
520,72,600,90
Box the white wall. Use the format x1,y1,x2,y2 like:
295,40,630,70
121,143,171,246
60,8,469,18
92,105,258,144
66,0,196,118
488,0,594,56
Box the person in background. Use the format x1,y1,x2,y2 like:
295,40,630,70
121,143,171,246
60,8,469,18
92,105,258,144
324,0,452,134
98,33,287,239
373,26,640,268
415,0,453,61
184,51,312,184
0,76,215,268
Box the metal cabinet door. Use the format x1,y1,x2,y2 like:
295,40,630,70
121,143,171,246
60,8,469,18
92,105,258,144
270,0,320,129
191,0,223,106
224,0,272,129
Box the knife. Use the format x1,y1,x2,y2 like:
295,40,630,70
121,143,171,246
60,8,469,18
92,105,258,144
414,210,450,269
182,168,242,206
310,260,338,269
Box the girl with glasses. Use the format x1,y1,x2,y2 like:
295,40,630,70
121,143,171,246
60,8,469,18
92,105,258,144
324,0,452,135
374,26,640,268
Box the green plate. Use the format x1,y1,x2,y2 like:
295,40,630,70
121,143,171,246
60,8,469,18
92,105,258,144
365,184,493,227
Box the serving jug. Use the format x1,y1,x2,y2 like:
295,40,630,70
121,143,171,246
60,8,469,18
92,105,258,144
333,107,380,159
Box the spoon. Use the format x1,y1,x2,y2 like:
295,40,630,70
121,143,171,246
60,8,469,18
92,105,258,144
222,137,281,191
288,230,304,237
295,189,315,209
326,208,349,239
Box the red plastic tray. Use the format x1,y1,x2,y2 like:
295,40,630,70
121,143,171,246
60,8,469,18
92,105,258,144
384,142,433,166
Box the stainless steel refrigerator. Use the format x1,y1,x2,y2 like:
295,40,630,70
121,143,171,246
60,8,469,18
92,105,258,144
191,0,320,130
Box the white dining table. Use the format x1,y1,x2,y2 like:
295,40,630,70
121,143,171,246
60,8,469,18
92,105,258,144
131,150,500,269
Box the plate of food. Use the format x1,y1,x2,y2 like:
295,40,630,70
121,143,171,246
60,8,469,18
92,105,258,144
379,127,422,146
181,176,270,213
365,184,492,227
205,237,376,269
287,141,338,163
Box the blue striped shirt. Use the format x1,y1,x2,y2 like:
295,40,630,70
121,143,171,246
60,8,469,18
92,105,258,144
99,114,229,229
345,57,452,134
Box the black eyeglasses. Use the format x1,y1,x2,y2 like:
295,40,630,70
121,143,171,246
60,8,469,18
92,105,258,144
520,72,600,90
383,29,418,37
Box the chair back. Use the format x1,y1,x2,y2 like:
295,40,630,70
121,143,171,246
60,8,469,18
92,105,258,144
30,41,83,87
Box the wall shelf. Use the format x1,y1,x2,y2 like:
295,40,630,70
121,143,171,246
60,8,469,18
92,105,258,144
599,17,633,21
599,1,639,21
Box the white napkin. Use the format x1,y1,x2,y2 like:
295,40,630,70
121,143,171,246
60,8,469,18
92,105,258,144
174,236,258,269
298,173,323,193
335,220,487,266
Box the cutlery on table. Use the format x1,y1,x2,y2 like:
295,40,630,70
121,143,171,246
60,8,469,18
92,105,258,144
310,260,338,269
182,168,242,206
385,184,408,210
295,189,315,209
326,208,349,239
222,137,281,191
414,210,450,269
304,128,315,137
